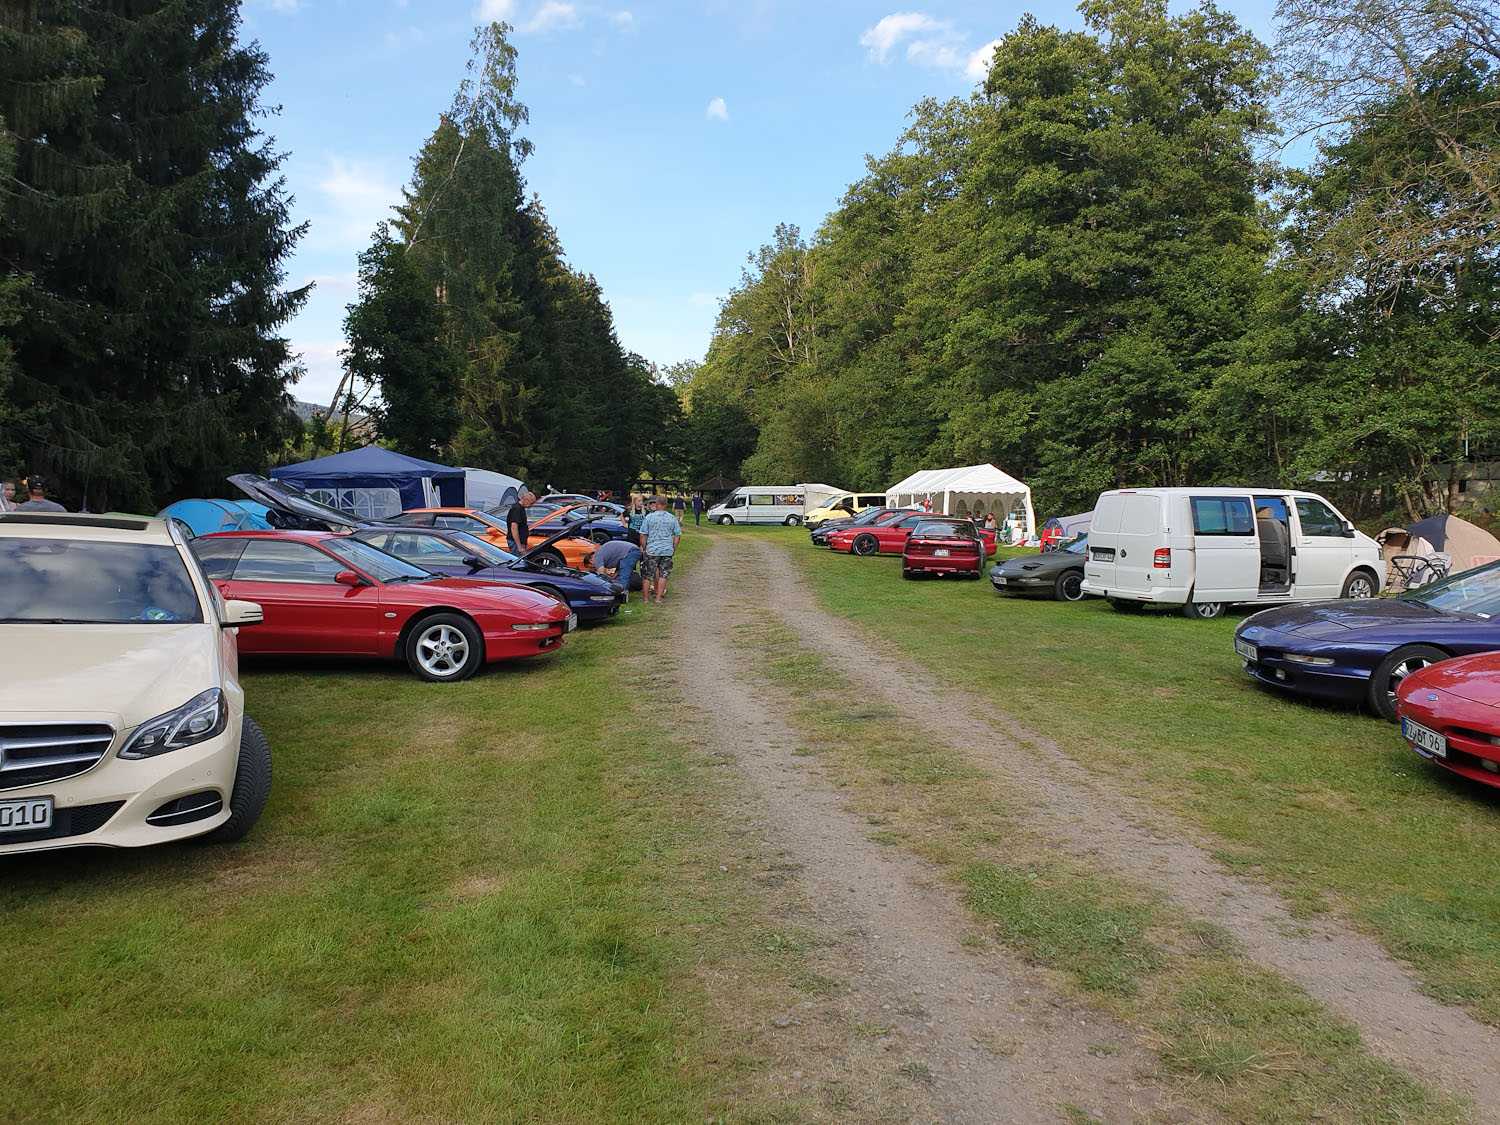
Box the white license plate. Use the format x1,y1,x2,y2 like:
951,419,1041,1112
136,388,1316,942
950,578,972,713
566,614,578,633
1402,717,1447,758
0,797,53,833
994,575,1008,586
934,548,950,557
1234,638,1258,662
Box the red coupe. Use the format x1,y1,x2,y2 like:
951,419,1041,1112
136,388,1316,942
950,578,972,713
828,512,996,558
1396,653,1500,789
193,531,573,682
902,518,988,579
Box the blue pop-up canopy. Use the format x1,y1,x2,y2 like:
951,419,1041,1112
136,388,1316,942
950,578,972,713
271,446,465,512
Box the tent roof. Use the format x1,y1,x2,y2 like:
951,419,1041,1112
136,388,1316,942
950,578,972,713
1405,513,1500,571
694,475,740,492
272,445,463,482
886,463,1030,497
1042,511,1093,533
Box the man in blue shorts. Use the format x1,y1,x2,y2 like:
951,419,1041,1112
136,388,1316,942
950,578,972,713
638,495,682,605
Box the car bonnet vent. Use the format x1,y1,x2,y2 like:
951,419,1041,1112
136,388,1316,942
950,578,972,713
0,723,115,790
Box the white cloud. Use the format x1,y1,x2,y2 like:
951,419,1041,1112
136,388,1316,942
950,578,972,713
385,26,424,49
690,292,725,309
392,0,408,7
303,271,359,301
569,73,587,86
475,0,515,19
610,9,635,30
312,156,402,248
706,97,729,121
860,13,941,63
966,39,1000,81
519,0,579,33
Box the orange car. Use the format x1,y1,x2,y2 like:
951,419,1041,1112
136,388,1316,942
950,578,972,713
384,507,596,569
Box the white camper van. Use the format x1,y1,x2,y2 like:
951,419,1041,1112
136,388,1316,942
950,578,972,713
1081,487,1383,618
707,487,807,526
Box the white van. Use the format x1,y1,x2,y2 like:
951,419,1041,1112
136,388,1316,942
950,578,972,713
1081,487,1383,618
707,487,807,526
805,492,888,529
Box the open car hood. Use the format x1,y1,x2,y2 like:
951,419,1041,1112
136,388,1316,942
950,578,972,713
520,517,598,566
227,473,366,533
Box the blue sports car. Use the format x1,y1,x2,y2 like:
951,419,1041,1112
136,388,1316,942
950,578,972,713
351,525,627,622
1233,561,1500,720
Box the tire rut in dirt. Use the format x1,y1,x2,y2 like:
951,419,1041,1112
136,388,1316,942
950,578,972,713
747,536,1500,1112
671,537,1170,1122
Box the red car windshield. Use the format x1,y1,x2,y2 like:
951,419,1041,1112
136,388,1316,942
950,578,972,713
912,520,975,538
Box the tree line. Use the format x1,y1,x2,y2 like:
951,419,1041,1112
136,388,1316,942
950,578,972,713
683,0,1500,524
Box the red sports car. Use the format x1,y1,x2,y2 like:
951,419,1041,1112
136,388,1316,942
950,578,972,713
1396,653,1500,789
828,512,997,558
192,530,573,682
902,517,987,578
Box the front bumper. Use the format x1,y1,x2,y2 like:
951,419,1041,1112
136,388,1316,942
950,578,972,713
1234,628,1376,704
1399,690,1500,788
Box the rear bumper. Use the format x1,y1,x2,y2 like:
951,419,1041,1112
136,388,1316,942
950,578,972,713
905,553,980,574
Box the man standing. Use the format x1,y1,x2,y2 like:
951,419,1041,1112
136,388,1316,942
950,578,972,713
638,495,682,605
506,490,535,555
16,475,65,512
691,493,703,526
592,538,642,600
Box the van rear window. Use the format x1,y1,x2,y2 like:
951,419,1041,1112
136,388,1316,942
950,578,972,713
1191,497,1253,536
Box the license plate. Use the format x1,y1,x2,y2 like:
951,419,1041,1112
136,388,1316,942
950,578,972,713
1091,547,1115,561
1402,717,1447,758
1234,638,1258,662
566,614,578,633
0,797,53,833
934,548,950,557
994,576,1008,586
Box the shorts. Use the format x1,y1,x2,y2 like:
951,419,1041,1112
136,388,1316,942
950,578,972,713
640,554,674,581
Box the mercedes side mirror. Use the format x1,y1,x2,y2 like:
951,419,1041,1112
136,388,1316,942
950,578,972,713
222,599,263,628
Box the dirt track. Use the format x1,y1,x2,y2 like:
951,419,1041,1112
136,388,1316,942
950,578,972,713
665,533,1500,1121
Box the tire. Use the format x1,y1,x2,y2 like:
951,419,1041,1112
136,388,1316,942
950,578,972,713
532,584,568,608
1107,597,1142,612
1055,570,1085,602
1181,599,1226,620
533,548,565,568
203,716,272,844
852,533,879,557
1341,570,1378,599
902,568,915,580
1367,644,1447,721
718,515,734,526
590,529,613,545
405,612,485,682
784,515,803,526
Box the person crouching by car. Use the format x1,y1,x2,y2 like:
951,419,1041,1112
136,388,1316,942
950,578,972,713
593,537,642,600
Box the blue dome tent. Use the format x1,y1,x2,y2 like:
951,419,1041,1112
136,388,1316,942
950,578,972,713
157,498,272,536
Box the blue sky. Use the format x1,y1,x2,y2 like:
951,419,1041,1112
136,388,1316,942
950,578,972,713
241,0,1279,409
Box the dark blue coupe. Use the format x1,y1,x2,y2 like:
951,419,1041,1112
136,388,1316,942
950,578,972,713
1233,561,1500,720
351,525,626,622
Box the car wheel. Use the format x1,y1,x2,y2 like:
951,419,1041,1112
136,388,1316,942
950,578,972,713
1368,644,1447,721
784,515,802,526
1055,570,1085,602
902,568,915,580
1181,599,1226,620
1106,597,1142,612
203,716,272,844
852,533,879,556
533,584,568,608
1341,570,1378,599
533,549,565,568
719,515,734,526
590,529,613,544
406,612,484,682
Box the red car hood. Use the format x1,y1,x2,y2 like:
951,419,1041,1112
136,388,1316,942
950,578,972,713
389,577,569,621
1404,653,1500,708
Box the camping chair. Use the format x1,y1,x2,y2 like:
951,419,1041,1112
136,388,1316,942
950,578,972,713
1387,553,1451,591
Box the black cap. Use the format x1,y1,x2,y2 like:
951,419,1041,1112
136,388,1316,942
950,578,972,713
26,473,46,490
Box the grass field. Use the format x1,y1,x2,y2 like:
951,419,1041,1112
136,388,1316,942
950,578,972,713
0,535,833,1123
735,523,1500,1026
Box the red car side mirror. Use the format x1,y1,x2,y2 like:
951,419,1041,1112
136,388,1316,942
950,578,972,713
335,569,363,586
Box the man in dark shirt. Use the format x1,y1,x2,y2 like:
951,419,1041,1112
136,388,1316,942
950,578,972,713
506,490,535,554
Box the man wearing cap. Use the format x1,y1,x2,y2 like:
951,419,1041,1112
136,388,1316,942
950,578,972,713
16,475,65,512
638,495,682,605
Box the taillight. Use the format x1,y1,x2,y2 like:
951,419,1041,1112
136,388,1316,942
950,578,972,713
1154,548,1171,568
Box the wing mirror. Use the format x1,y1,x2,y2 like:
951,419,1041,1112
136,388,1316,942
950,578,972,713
463,555,486,568
1342,522,1357,538
222,599,263,628
335,569,363,586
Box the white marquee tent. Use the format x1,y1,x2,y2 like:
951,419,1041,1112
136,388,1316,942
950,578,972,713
885,464,1036,538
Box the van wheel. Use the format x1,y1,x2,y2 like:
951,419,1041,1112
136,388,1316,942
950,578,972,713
784,515,802,526
718,515,734,526
852,534,880,556
1181,600,1226,620
1341,570,1378,599
1055,571,1085,602
1368,645,1446,721
203,717,272,844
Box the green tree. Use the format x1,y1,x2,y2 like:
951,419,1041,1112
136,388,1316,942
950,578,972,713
342,225,461,459
0,0,307,510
